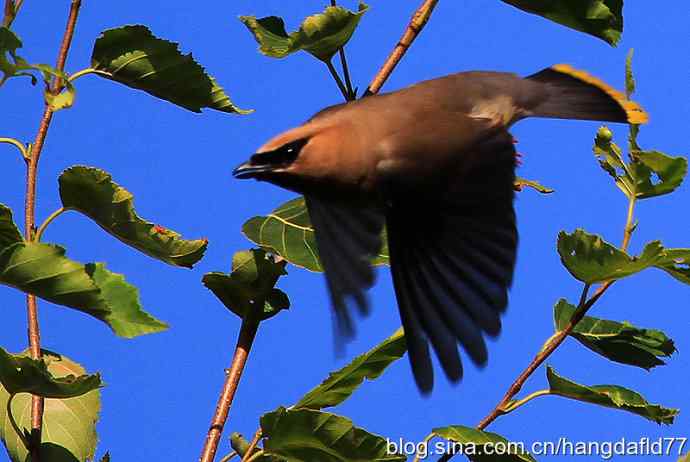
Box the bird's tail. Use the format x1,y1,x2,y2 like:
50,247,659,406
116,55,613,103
526,64,648,124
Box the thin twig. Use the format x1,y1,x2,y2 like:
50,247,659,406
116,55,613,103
23,2,82,461
325,59,350,101
365,0,439,96
239,430,262,462
199,317,260,462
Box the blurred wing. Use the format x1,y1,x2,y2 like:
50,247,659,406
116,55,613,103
387,132,518,393
306,196,385,341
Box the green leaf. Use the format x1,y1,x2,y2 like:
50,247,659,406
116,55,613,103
432,425,536,462
30,63,76,111
59,166,207,268
90,25,250,114
546,366,678,424
629,150,688,199
501,0,623,45
242,196,389,272
0,347,101,398
260,407,406,462
240,3,368,62
514,177,554,194
0,28,73,106
0,204,23,252
554,299,676,369
0,242,167,338
655,248,690,286
679,453,690,462
295,328,406,410
0,26,23,83
203,249,289,321
557,230,665,283
0,350,101,462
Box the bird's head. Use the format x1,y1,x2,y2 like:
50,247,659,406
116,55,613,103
233,120,357,196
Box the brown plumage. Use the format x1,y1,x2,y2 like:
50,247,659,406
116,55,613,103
234,65,647,393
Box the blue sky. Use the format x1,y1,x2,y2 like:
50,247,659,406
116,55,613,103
1,1,688,461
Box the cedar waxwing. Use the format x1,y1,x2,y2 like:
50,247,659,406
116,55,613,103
233,65,648,394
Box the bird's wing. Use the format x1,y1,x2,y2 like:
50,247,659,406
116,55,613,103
386,131,518,393
305,196,385,342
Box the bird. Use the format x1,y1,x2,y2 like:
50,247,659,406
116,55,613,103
233,64,648,394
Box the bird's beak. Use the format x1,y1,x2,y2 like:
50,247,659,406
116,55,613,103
232,159,274,179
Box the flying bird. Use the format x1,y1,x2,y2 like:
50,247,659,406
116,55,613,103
233,65,648,393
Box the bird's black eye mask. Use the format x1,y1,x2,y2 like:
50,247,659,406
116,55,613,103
250,138,308,168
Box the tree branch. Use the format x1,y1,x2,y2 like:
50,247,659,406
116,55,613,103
199,317,260,462
365,0,439,96
23,2,82,460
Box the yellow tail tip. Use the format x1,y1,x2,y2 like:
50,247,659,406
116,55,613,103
552,64,649,125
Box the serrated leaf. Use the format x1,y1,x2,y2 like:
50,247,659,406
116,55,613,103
0,204,23,252
242,196,388,272
554,299,675,369
0,350,101,462
240,3,368,62
546,366,678,424
59,166,207,268
432,425,536,462
557,230,665,283
0,347,101,398
295,328,406,410
514,177,554,194
90,25,249,114
203,249,289,321
501,0,623,45
0,242,167,338
260,407,406,462
629,150,687,199
655,248,690,286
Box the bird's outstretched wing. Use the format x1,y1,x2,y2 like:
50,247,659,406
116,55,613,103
305,196,385,342
386,132,518,393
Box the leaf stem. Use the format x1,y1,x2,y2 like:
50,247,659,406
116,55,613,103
240,430,263,462
502,389,552,413
621,196,636,251
338,48,355,100
7,393,31,450
244,450,265,462
328,0,355,100
199,316,261,462
23,2,82,460
67,68,109,82
325,59,350,101
0,137,29,161
219,452,238,462
365,0,439,95
34,207,66,242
